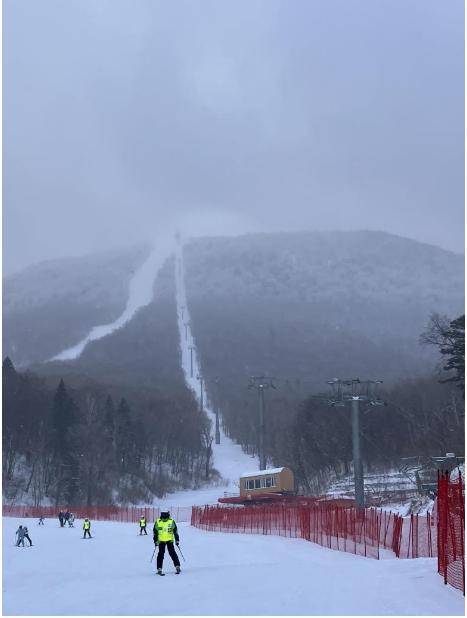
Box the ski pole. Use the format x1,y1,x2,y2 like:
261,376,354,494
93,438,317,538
150,548,156,563
176,544,186,562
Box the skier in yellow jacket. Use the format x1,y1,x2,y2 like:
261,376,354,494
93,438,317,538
82,518,92,539
139,515,147,535
153,511,180,575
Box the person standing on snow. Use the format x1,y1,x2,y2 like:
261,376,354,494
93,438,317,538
23,525,33,546
68,513,75,527
82,518,92,539
58,511,64,527
15,525,26,547
38,516,45,525
153,511,181,575
139,515,147,535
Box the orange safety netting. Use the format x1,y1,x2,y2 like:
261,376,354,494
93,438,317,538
191,502,414,559
2,504,193,523
437,472,465,594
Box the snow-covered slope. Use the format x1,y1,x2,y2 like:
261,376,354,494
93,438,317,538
51,236,176,361
182,231,464,389
3,245,150,366
166,239,255,503
3,517,463,616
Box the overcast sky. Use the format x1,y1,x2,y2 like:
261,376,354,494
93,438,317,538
4,0,464,274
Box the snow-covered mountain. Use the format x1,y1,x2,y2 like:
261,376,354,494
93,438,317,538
5,230,462,377
3,230,463,501
183,230,464,386
3,245,150,365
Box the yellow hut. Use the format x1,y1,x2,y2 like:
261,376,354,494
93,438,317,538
239,467,294,497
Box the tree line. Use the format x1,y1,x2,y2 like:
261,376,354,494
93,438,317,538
3,358,216,506
204,313,464,493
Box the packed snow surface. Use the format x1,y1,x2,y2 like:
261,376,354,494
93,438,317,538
50,236,176,361
163,241,256,506
3,517,464,616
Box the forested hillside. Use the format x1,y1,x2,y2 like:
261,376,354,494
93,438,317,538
184,230,463,387
3,258,216,505
3,357,214,506
183,231,464,489
3,245,150,365
3,230,464,503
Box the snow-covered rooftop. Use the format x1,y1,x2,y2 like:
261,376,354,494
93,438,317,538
240,467,285,478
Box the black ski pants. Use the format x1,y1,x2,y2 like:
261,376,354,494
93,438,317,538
156,541,180,569
140,526,147,535
24,534,32,546
83,529,91,538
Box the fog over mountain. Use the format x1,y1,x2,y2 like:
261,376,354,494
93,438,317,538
184,230,464,384
4,0,464,275
4,230,463,377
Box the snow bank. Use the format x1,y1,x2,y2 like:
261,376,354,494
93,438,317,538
3,517,463,616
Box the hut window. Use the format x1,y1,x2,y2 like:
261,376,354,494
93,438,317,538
272,476,277,487
265,477,272,488
254,479,261,489
247,479,255,490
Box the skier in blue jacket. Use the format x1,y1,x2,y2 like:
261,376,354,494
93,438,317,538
15,525,26,547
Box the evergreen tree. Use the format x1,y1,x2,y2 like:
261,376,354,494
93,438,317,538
3,356,16,377
422,313,465,391
51,379,76,458
439,315,465,391
49,379,79,504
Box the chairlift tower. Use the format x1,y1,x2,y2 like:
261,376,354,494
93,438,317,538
188,345,195,378
326,378,385,508
248,377,277,471
196,374,205,414
211,377,221,445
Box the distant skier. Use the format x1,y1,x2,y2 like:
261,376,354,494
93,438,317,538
23,525,33,546
64,510,70,526
38,516,45,525
83,518,92,539
15,525,26,547
139,515,147,535
58,511,64,527
68,513,75,527
153,511,181,575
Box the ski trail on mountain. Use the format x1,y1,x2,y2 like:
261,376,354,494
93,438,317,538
173,239,256,493
50,237,176,361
